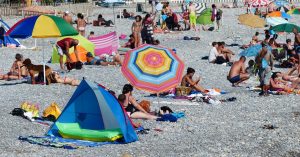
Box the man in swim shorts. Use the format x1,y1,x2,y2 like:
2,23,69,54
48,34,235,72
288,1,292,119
227,56,250,86
56,38,80,70
188,2,197,31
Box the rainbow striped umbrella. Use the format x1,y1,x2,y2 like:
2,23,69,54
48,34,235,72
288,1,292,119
6,15,78,39
121,44,184,93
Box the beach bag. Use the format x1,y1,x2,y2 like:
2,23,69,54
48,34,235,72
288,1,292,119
139,100,151,113
43,102,61,120
176,86,192,96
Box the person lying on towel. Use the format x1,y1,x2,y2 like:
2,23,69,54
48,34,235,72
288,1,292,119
85,52,122,66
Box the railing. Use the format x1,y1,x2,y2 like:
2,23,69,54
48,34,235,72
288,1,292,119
0,2,94,17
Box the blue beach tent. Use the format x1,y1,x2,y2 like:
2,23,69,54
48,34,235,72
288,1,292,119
0,19,21,47
47,80,138,143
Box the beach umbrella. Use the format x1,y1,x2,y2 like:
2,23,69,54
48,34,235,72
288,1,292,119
267,11,291,19
240,44,272,57
270,23,300,33
238,14,266,28
288,8,300,15
196,8,213,25
266,17,289,26
6,15,79,84
121,44,184,93
249,0,270,7
273,0,289,7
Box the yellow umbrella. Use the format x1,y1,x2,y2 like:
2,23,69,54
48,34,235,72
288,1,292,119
238,14,266,28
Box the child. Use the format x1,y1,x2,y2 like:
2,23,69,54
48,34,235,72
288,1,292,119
88,31,95,39
132,15,142,48
123,34,135,49
245,59,256,76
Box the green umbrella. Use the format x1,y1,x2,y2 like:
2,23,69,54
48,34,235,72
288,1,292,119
196,8,213,25
271,23,300,33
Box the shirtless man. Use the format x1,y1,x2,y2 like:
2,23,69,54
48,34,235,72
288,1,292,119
63,11,72,24
181,67,206,93
77,13,87,36
293,28,300,74
188,2,197,31
56,38,80,70
227,56,250,86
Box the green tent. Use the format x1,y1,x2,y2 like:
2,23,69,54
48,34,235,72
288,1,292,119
52,35,95,63
196,8,213,25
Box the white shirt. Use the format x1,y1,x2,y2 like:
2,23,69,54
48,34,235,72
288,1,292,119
156,2,163,11
208,47,218,63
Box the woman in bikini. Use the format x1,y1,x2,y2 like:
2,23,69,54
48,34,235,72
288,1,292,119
118,84,158,120
0,53,28,80
77,13,87,36
132,15,142,48
49,72,80,86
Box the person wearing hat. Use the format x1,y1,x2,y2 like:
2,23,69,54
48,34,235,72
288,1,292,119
85,52,122,66
63,11,72,24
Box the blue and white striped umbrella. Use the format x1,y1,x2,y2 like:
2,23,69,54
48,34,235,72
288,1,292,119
274,0,289,7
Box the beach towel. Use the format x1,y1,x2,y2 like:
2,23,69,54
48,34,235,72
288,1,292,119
88,32,119,56
19,136,118,149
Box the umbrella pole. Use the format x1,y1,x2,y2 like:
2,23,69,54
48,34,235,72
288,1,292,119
43,40,46,85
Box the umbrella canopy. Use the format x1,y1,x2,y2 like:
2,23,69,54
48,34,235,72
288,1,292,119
196,8,213,25
121,44,185,93
238,14,266,28
240,44,272,57
266,17,289,26
273,0,289,7
6,15,78,39
271,23,300,32
267,11,291,19
249,0,270,7
288,8,300,15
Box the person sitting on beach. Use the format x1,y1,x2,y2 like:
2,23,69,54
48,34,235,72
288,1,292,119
119,84,158,120
56,38,80,70
242,32,261,49
208,42,219,63
123,9,134,18
227,56,250,86
49,71,80,86
87,31,95,39
63,11,72,24
215,42,234,64
284,39,298,64
0,53,28,80
85,52,122,66
76,13,87,36
181,67,206,93
122,34,135,49
132,15,142,48
98,14,114,27
245,59,257,76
